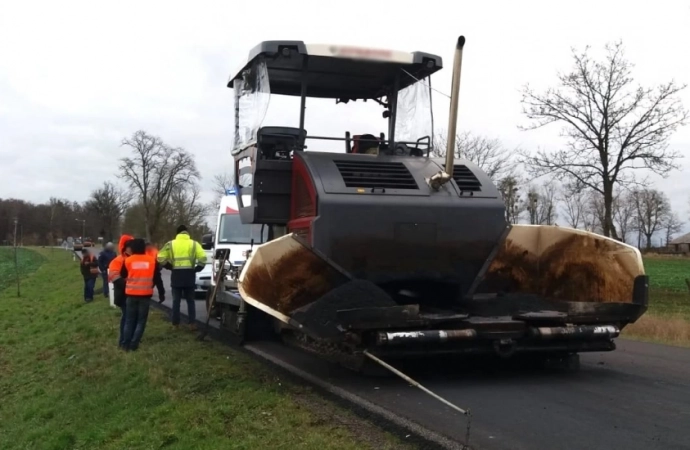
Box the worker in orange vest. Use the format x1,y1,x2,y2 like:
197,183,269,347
109,234,134,348
120,238,162,351
145,241,166,302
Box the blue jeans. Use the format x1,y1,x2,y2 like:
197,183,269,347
122,296,151,350
171,287,196,325
101,273,109,297
83,278,96,301
118,303,127,347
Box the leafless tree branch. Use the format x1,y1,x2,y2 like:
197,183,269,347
118,130,200,242
518,40,687,239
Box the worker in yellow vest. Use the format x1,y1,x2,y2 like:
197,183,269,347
157,225,207,330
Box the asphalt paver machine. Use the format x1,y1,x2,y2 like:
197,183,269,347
211,37,649,373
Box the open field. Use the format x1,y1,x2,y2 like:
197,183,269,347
644,255,690,292
622,255,690,346
0,246,44,293
0,248,409,450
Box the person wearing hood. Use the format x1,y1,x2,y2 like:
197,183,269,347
109,234,134,348
98,242,117,298
121,238,161,351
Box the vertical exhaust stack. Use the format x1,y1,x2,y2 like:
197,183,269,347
444,36,466,179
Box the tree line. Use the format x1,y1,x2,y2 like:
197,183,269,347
434,40,688,250
2,40,687,250
1,130,213,247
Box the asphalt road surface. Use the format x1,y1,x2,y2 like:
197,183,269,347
196,299,690,449
81,247,690,450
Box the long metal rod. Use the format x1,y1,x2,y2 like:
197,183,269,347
388,72,399,147
299,56,308,131
444,36,466,177
197,249,230,341
363,350,469,416
428,75,434,157
13,219,20,297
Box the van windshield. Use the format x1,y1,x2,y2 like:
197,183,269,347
218,214,265,244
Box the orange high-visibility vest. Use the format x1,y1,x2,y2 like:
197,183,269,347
146,247,158,260
124,254,156,296
108,255,125,282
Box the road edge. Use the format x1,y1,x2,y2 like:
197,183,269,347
150,301,468,450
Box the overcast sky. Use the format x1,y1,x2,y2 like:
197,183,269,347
1,0,689,234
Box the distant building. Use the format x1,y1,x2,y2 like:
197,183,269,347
669,232,690,253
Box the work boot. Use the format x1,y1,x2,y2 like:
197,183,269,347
188,323,197,332
172,324,180,330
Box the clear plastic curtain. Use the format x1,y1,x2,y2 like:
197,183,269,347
394,76,432,144
233,57,271,150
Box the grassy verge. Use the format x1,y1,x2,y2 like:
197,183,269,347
621,256,690,347
0,248,411,450
0,246,45,293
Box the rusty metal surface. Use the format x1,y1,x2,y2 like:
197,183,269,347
240,236,350,315
479,229,643,304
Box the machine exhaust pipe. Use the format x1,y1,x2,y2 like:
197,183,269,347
444,35,466,179
376,329,477,346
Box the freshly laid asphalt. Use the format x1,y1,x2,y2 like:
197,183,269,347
81,247,690,450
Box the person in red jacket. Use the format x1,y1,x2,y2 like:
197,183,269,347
79,248,100,302
121,238,161,351
109,234,134,348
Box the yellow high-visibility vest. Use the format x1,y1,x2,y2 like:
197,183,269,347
158,232,207,269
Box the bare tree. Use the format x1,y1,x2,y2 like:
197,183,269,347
497,175,525,224
526,186,539,225
85,182,133,242
663,211,683,246
118,130,200,242
162,182,211,239
518,41,687,239
48,197,64,245
542,183,558,225
612,189,637,243
434,131,516,182
559,183,589,229
632,188,670,249
525,182,558,225
211,172,234,209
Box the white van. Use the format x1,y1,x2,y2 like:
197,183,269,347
209,189,267,292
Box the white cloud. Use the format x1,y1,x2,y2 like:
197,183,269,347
1,0,689,230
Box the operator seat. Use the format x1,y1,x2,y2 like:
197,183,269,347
351,134,379,155
256,126,307,160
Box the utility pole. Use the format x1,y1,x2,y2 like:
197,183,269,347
13,218,20,297
76,218,86,240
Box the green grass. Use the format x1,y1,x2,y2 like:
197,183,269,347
0,248,409,450
643,256,690,293
622,256,690,346
642,256,690,320
0,246,45,292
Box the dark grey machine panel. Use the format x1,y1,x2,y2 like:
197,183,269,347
296,151,508,297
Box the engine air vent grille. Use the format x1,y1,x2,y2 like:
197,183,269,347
443,164,482,192
334,160,418,190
